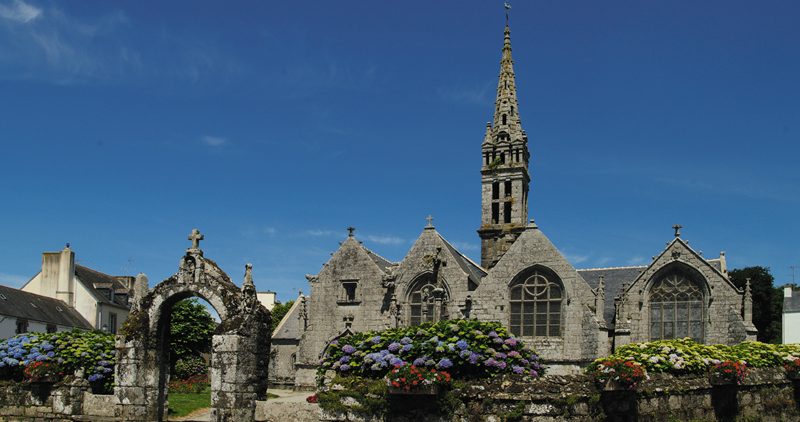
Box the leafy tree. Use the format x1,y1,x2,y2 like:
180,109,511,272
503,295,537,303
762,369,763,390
169,299,217,367
729,266,782,343
270,300,295,333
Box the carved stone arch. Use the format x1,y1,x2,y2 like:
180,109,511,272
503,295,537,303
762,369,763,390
404,271,451,326
507,265,565,338
115,235,271,422
645,261,708,342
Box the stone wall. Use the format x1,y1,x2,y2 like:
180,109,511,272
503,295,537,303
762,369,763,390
309,368,800,422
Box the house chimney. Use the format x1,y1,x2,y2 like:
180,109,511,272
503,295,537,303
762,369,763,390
786,285,795,298
41,245,76,307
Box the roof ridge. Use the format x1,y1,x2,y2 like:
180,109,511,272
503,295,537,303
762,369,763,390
437,234,488,275
577,265,648,271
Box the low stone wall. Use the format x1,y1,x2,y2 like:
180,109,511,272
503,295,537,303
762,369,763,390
314,368,800,422
0,378,89,422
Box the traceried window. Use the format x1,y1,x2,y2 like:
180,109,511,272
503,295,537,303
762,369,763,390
509,270,562,337
649,272,704,342
407,277,447,326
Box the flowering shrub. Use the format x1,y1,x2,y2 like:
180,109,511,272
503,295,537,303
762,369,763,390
306,394,318,403
23,361,63,382
0,330,116,393
168,374,209,393
319,319,543,381
385,363,451,392
588,338,800,376
709,360,748,385
174,356,208,379
783,357,800,378
588,358,647,389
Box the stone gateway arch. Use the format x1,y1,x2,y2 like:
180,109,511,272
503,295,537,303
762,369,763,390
115,230,271,421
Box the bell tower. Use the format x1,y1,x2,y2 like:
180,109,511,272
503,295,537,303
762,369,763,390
477,18,531,269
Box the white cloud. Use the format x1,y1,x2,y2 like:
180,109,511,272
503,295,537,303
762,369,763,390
0,272,30,288
627,256,647,266
202,136,227,147
0,0,42,23
364,235,405,245
305,229,337,237
449,241,478,251
566,254,589,264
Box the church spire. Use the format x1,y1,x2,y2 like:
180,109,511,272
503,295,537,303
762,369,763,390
477,12,531,269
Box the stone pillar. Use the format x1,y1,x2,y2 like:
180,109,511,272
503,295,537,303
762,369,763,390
114,338,152,421
210,334,263,421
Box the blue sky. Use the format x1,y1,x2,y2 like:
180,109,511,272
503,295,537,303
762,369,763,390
1,0,798,303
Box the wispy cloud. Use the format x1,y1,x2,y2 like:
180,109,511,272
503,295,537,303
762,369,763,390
655,176,800,203
449,241,478,252
0,0,41,23
304,229,338,237
240,226,278,238
566,253,589,264
627,256,647,266
0,272,30,288
364,235,405,245
437,79,494,105
202,135,227,147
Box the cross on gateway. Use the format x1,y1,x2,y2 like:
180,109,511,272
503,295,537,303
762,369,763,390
188,228,204,249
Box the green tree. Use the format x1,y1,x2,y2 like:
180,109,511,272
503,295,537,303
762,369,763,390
270,300,294,333
729,266,782,343
169,298,217,365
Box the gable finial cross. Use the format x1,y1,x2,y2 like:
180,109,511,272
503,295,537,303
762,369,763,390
426,215,434,228
347,226,356,237
188,228,204,250
672,224,683,238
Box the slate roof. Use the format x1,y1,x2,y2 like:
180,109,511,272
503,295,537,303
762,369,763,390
272,295,304,340
578,258,724,326
785,286,800,313
74,265,131,308
0,284,92,330
440,237,487,285
363,249,395,274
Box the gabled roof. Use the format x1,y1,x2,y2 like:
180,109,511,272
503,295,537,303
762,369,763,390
0,284,92,330
578,266,645,325
363,248,395,274
439,236,487,285
272,295,304,340
75,265,131,309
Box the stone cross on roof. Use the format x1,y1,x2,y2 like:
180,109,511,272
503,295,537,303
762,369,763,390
188,228,204,250
426,215,434,228
672,224,683,238
347,226,356,237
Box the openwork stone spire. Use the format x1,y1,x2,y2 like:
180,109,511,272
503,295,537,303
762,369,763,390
478,16,531,269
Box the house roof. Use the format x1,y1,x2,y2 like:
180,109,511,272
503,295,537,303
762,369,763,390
439,235,487,285
272,295,304,340
785,287,800,313
75,265,131,309
363,248,395,274
0,284,92,330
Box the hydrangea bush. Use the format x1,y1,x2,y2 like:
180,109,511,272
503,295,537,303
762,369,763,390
0,330,116,393
319,319,543,381
588,338,800,376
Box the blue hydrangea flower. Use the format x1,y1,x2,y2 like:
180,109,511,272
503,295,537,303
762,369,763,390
400,337,413,345
339,356,351,363
456,339,468,350
387,342,402,352
437,358,453,369
413,357,427,366
371,336,382,344
512,365,524,374
460,350,471,359
339,364,351,372
389,357,403,366
401,344,413,352
87,374,104,382
468,353,480,364
485,358,498,367
488,331,498,338
342,345,356,354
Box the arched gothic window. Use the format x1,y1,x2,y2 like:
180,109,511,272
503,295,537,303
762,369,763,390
649,272,704,341
407,276,448,326
509,270,562,337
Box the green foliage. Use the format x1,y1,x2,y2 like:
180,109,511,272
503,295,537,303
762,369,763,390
269,300,294,333
0,330,116,393
729,266,782,343
319,319,542,381
589,338,800,376
169,299,216,368
174,356,208,379
317,375,388,417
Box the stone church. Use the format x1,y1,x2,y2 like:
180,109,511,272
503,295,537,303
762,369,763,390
270,21,757,388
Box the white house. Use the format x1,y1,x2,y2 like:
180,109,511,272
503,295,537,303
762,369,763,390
784,284,800,344
20,245,133,334
0,284,92,339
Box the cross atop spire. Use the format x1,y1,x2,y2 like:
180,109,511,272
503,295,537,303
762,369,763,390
672,224,683,238
425,215,434,228
347,226,356,237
